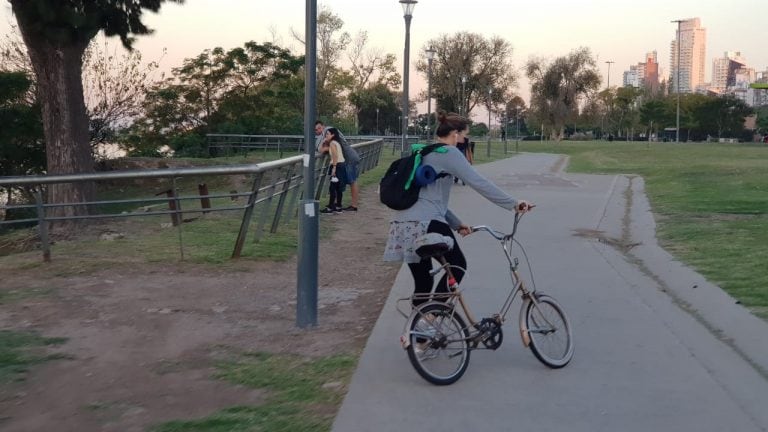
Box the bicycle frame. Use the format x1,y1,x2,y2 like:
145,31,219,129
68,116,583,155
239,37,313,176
401,213,574,382
398,213,543,348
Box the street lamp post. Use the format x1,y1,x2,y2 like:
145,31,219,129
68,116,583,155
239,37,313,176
460,75,467,117
376,108,379,135
487,86,492,157
504,112,508,154
515,106,520,153
603,60,614,140
399,0,417,154
426,46,436,142
672,19,683,143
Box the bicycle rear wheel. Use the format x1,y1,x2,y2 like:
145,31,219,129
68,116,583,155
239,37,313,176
406,303,471,385
525,294,573,368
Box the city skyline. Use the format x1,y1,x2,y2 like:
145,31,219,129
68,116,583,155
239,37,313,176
2,1,766,109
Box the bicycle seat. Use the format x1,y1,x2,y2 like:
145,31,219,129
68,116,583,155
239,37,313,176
414,233,454,258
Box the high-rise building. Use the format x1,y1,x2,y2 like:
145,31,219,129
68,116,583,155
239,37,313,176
621,51,660,95
712,51,747,92
755,70,768,107
669,18,707,94
644,51,660,95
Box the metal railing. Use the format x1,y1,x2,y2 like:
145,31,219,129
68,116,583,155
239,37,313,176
0,140,384,262
207,134,419,157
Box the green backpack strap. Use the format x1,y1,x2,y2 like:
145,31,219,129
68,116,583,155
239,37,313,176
404,143,446,190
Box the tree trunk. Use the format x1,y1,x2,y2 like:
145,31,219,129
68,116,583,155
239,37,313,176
15,29,95,225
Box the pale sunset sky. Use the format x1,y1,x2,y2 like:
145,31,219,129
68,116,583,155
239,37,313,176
2,0,766,114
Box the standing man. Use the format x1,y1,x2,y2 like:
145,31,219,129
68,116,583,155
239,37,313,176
314,120,360,211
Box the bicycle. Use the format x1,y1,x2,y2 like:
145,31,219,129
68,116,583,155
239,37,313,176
396,213,574,385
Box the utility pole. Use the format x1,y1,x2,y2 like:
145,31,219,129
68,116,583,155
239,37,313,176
604,60,614,140
399,0,417,154
297,0,318,328
672,19,684,143
487,86,492,158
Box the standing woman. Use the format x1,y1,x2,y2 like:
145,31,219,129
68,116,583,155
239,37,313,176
321,127,347,214
383,111,533,305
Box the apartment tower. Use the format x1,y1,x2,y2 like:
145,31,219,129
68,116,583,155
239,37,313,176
669,18,707,93
712,51,747,92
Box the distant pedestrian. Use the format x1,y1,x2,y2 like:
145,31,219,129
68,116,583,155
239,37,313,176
320,127,347,214
315,120,360,211
454,124,473,185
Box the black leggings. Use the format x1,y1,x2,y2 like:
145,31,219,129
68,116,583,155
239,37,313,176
407,220,467,306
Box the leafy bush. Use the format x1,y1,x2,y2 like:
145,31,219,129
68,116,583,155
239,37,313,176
170,133,208,158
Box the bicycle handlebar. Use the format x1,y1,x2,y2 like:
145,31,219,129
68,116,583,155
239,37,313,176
470,211,526,241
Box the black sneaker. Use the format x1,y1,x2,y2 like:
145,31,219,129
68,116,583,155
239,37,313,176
342,206,358,212
320,207,335,214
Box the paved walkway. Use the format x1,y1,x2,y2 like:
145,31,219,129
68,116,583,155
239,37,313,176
333,153,768,432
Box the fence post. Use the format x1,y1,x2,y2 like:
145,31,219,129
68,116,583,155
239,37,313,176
198,183,211,213
33,188,51,263
156,189,180,226
232,171,265,258
270,161,299,233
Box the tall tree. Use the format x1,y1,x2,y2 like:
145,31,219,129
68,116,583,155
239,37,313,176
417,32,516,118
610,87,643,139
82,38,164,153
130,40,305,148
291,5,350,118
639,98,672,140
693,95,752,139
346,31,400,133
9,0,183,221
526,47,601,140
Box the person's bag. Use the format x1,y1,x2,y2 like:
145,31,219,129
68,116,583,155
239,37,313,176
379,143,445,210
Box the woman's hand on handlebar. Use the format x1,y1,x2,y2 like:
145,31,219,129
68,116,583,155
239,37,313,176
516,200,535,213
456,224,473,237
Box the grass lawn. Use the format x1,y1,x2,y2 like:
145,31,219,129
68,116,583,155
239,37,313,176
508,140,768,319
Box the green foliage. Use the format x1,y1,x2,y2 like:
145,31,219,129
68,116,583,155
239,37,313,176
756,106,768,134
0,71,45,179
692,95,753,138
170,134,208,158
9,0,185,49
639,99,673,134
129,40,306,153
348,82,401,134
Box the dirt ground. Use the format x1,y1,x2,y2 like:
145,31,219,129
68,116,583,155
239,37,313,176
0,189,400,432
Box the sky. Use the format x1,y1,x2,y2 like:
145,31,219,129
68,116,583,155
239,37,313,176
2,0,767,117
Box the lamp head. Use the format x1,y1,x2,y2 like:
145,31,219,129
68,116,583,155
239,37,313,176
425,46,436,61
399,0,417,17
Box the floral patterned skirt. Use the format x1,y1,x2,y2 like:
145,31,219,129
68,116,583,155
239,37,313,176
383,221,431,264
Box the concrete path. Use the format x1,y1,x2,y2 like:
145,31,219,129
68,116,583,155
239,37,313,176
333,153,768,432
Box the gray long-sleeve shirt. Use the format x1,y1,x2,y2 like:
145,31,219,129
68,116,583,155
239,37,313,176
390,146,519,229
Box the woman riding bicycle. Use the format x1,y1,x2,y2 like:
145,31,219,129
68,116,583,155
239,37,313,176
383,111,533,306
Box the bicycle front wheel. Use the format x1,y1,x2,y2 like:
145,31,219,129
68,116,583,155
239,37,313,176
525,294,573,368
406,303,471,385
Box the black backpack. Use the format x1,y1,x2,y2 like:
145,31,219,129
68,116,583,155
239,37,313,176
379,144,445,210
